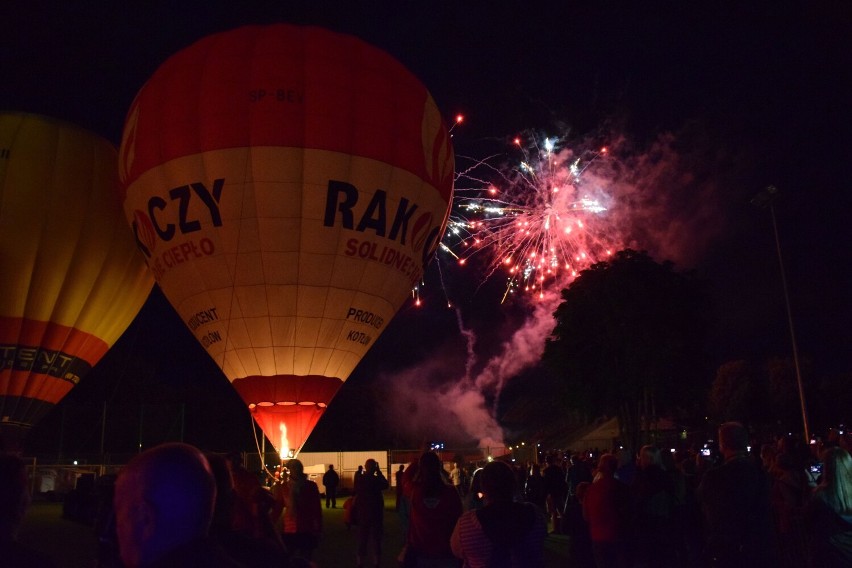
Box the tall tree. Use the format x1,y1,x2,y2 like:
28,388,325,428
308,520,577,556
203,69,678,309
708,356,813,437
708,360,768,425
814,371,852,434
542,249,712,450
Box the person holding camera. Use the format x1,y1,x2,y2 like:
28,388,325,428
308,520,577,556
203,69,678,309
354,458,389,568
804,446,852,566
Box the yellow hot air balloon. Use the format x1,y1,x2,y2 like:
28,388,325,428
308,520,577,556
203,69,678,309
0,112,154,453
118,24,454,456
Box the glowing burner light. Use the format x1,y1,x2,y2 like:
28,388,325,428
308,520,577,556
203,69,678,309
279,422,291,460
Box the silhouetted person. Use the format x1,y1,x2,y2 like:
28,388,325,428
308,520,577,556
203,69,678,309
274,459,322,563
566,453,593,501
564,481,594,567
399,459,420,537
322,464,340,508
405,451,463,565
451,460,547,567
760,443,778,473
464,468,485,512
583,453,629,568
770,445,811,565
0,453,57,568
614,447,638,486
450,462,463,497
395,464,406,511
804,446,852,566
354,458,388,567
630,445,678,567
697,422,777,566
113,442,242,567
207,453,290,567
524,462,546,513
224,451,266,539
542,454,567,533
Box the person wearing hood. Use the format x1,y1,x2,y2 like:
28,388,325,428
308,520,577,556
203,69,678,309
451,460,547,567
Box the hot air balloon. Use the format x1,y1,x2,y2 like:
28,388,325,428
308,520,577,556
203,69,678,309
118,24,454,457
0,112,154,453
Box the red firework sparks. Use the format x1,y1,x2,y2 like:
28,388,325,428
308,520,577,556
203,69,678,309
444,133,617,302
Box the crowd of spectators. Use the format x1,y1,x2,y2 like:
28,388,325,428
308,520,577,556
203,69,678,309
9,422,852,567
508,421,852,567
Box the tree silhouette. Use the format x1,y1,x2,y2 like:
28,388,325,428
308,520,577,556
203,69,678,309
708,356,813,437
543,249,712,450
708,359,767,424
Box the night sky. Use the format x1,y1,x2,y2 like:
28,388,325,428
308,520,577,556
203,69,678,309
3,2,850,457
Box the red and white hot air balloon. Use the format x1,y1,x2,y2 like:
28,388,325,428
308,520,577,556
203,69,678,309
118,24,454,456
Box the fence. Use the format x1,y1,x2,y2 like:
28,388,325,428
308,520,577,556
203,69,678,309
23,446,509,498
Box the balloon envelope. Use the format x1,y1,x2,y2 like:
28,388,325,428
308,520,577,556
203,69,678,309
0,112,154,452
119,24,454,455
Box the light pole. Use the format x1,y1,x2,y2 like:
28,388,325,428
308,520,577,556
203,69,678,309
751,185,810,443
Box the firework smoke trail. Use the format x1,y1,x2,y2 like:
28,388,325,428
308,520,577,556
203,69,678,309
436,286,564,448
455,308,477,381
411,133,623,448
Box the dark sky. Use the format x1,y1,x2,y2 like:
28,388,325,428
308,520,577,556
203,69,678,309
3,2,851,456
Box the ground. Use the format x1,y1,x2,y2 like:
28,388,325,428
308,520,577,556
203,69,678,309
19,492,571,567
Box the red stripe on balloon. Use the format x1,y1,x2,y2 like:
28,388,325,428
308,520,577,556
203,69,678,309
231,374,344,452
0,317,108,362
0,317,106,404
231,374,343,406
0,372,74,404
121,24,453,202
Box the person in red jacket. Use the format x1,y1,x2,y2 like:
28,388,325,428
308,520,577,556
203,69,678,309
405,451,463,566
583,453,630,568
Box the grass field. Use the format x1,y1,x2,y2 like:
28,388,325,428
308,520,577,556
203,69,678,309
20,493,570,567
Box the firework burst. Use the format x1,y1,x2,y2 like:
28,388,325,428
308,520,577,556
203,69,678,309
443,132,618,302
